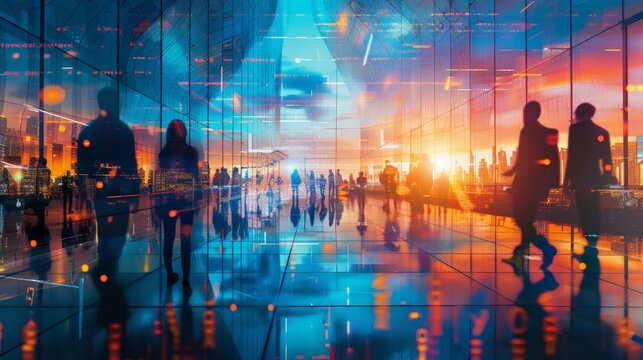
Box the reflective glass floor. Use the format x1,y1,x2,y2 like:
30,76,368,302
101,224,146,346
0,193,641,359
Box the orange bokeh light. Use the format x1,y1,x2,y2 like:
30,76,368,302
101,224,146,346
29,240,37,248
230,304,238,312
40,85,66,105
168,210,178,218
99,274,108,282
82,139,91,147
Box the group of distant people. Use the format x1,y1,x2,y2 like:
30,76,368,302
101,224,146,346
378,160,450,215
290,168,363,200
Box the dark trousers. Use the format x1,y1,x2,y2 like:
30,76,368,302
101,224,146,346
62,190,73,213
574,190,600,237
162,210,194,280
512,191,549,253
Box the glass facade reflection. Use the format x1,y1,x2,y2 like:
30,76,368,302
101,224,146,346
0,0,642,359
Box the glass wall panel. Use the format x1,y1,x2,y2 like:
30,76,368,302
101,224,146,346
571,0,622,46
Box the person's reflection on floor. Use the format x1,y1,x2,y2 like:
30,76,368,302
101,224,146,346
318,200,328,223
290,195,301,228
328,197,335,227
77,87,139,331
25,203,51,305
308,198,316,226
61,216,76,256
511,269,559,359
383,208,400,251
569,245,620,358
502,101,559,273
213,201,230,240
231,198,241,240
335,199,344,226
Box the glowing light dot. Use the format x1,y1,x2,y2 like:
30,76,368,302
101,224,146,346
58,125,66,133
579,262,587,271
25,135,32,142
40,85,66,105
626,84,635,92
604,164,612,172
29,240,37,248
597,135,605,143
100,109,108,117
81,264,89,272
99,274,108,282
82,139,91,147
267,304,274,312
230,304,237,312
543,158,551,166
294,57,301,63
12,52,20,59
168,210,178,218
107,216,113,223
95,181,104,189
409,311,421,320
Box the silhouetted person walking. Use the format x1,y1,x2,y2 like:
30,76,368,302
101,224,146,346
502,101,559,272
291,169,302,199
380,160,399,211
318,173,327,199
436,170,449,215
308,170,316,196
328,169,335,198
564,103,616,245
221,167,231,202
335,169,343,199
418,160,433,215
61,170,74,215
406,165,422,213
213,168,222,203
77,87,139,326
156,119,199,296
356,171,367,209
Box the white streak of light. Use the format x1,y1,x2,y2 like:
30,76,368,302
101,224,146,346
26,106,87,126
363,33,373,66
